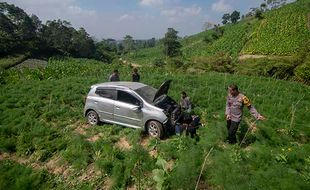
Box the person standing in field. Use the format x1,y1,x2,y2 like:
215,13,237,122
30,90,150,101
132,68,140,82
109,69,120,82
225,84,265,144
180,91,192,113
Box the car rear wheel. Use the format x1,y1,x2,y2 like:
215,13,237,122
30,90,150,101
147,121,164,139
86,110,99,125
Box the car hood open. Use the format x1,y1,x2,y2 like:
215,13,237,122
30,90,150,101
153,80,172,102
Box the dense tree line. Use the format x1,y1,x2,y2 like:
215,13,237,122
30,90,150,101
0,2,157,63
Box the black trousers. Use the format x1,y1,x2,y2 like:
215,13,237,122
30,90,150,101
186,127,197,138
226,120,240,144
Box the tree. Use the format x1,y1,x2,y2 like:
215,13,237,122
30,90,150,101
255,9,264,20
71,28,95,58
123,35,134,53
41,19,75,55
163,28,182,57
230,11,240,24
265,0,287,9
147,38,156,48
0,12,16,55
0,2,37,55
222,13,230,25
203,21,213,31
213,24,224,39
260,3,267,12
95,39,118,63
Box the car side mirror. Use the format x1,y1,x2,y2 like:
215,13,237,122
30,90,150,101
132,105,142,113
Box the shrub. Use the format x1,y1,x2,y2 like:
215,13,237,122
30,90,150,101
0,67,6,85
294,61,310,84
203,35,213,43
237,58,298,80
208,52,233,73
169,143,203,190
152,58,165,67
166,57,184,70
0,160,68,189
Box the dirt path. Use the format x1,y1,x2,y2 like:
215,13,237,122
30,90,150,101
238,54,293,61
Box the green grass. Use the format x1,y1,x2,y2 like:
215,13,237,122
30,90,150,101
0,160,67,190
0,54,27,69
123,45,164,65
0,58,309,189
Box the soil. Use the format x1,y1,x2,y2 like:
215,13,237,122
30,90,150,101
238,54,293,61
14,59,48,69
117,137,132,150
87,133,104,142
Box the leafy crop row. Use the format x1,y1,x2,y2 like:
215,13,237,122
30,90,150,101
242,0,310,55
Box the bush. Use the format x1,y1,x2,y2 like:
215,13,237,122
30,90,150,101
0,160,65,189
294,61,310,84
203,35,213,43
237,58,298,80
166,57,184,70
152,58,165,67
208,52,233,73
0,67,6,84
186,53,233,73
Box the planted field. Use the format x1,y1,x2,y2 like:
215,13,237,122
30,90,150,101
183,20,260,58
241,0,310,55
123,45,164,66
0,58,309,189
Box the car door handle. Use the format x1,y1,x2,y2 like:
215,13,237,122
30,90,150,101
94,101,98,104
115,106,120,109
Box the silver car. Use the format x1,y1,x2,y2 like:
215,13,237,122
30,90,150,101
84,80,178,138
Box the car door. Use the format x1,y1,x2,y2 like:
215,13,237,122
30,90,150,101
95,87,116,122
114,90,143,128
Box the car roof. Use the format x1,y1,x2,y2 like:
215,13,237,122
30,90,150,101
91,82,148,90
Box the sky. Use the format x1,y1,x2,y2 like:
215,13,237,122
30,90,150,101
3,0,268,40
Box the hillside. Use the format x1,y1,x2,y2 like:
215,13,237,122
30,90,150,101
0,58,309,189
125,0,310,62
241,0,310,55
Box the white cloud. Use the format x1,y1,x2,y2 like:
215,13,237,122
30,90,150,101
117,14,135,22
212,0,232,13
117,13,156,23
3,0,205,40
139,0,164,7
161,5,201,20
4,0,97,22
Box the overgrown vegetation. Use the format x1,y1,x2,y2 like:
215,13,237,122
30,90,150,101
0,58,309,189
1,0,310,189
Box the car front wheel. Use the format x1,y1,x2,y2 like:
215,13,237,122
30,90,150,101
147,121,164,139
86,110,99,125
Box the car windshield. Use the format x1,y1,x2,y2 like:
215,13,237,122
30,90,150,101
134,85,157,104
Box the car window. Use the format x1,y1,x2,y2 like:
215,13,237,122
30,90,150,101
95,88,116,100
134,85,157,104
117,90,141,106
